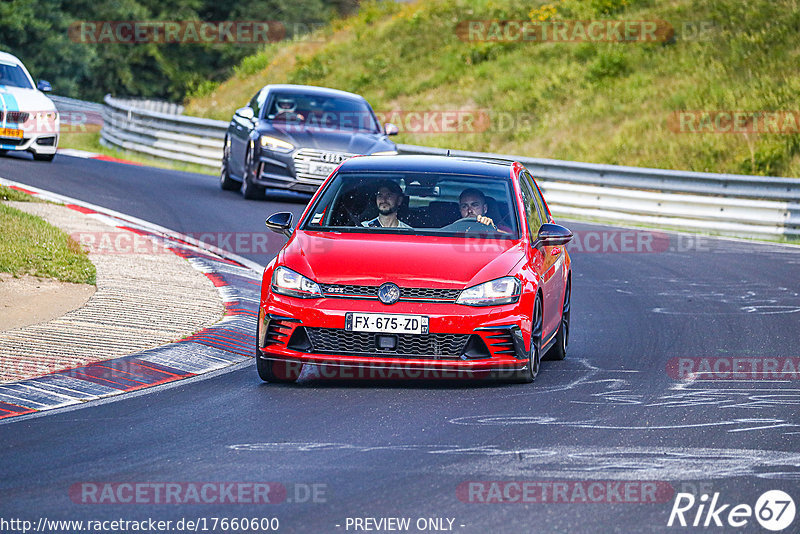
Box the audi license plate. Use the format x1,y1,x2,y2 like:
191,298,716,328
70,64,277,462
0,128,22,139
346,313,429,335
310,162,338,176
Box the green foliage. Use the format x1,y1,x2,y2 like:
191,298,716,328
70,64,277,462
234,51,273,77
589,0,632,15
288,55,330,84
185,79,220,100
0,0,356,102
586,48,630,82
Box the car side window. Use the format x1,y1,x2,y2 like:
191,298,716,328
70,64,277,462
521,171,548,226
249,89,265,119
519,176,543,239
530,173,549,224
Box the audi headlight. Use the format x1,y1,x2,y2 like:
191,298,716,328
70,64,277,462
260,136,294,153
271,266,322,298
457,277,520,306
370,150,398,156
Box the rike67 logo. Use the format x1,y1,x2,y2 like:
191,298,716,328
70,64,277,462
668,490,795,531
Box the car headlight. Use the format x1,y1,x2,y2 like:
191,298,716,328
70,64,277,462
34,111,58,120
370,150,398,156
457,276,520,306
260,136,294,153
271,266,322,299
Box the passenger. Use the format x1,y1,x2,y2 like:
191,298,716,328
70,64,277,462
361,180,412,228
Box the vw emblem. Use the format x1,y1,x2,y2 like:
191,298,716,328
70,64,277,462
378,283,401,305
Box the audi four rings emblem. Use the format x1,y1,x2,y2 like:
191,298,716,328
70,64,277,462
321,152,346,163
378,283,401,305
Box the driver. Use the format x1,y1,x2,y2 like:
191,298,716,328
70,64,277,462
274,97,305,121
361,180,412,228
458,188,498,229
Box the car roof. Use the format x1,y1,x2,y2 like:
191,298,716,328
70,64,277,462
337,155,514,178
0,51,24,66
263,84,366,101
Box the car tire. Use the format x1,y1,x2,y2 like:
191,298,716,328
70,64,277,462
512,295,542,383
241,146,265,200
0,149,7,156
545,277,570,361
256,353,303,383
219,137,239,191
33,152,55,162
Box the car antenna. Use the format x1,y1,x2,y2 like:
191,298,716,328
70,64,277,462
446,149,451,156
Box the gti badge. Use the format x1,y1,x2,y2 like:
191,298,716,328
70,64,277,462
378,282,401,305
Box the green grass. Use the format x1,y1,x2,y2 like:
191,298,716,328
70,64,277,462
0,203,96,285
59,131,218,176
185,0,800,177
0,185,42,203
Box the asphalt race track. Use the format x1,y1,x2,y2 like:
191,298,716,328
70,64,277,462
1,152,799,533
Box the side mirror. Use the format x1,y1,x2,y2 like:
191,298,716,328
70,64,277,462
537,223,573,247
37,80,52,92
384,123,399,136
266,212,293,238
235,107,255,120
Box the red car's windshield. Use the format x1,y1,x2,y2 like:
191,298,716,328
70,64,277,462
302,172,520,238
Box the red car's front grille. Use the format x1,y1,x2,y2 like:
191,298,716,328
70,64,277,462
264,319,294,346
484,331,518,356
304,328,469,359
319,284,461,302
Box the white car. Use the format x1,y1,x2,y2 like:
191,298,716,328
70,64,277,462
0,51,59,162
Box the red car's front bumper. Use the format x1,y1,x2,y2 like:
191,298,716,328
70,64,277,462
257,292,533,374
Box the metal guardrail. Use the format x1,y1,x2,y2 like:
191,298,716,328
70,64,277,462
51,95,105,125
98,95,799,240
101,95,227,167
397,144,800,239
109,98,184,115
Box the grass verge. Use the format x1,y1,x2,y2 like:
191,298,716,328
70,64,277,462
0,185,43,203
0,203,96,285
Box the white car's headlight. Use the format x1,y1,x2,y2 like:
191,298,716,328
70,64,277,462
370,150,398,156
457,276,520,306
260,136,294,152
35,111,58,120
271,266,322,298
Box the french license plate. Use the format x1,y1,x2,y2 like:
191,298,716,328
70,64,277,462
346,313,429,334
310,162,337,176
0,128,22,139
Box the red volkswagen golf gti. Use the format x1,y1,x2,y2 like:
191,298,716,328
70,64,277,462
257,155,572,383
